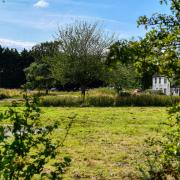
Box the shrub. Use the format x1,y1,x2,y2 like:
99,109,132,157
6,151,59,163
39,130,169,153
0,95,71,179
139,103,180,179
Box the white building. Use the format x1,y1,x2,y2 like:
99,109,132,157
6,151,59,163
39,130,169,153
152,75,180,96
171,87,180,96
152,75,171,95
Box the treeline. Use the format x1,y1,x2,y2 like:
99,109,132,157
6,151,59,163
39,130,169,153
0,46,34,88
0,21,179,92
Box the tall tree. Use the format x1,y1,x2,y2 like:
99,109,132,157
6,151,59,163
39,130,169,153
137,0,180,79
48,21,114,98
0,46,34,88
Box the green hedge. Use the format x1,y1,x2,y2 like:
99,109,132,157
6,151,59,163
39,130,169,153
40,95,180,107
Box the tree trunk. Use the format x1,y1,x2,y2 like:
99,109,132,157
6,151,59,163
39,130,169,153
45,83,49,95
81,86,86,102
45,88,49,95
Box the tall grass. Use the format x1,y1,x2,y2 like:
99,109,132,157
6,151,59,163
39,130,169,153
115,95,180,106
0,88,22,98
40,94,180,107
40,96,83,107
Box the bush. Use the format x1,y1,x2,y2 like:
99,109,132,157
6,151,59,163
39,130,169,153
0,95,71,179
139,103,180,179
41,95,83,107
86,95,114,107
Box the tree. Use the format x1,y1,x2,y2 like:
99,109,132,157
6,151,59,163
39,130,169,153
106,39,157,89
0,46,34,88
24,41,60,94
137,0,180,78
137,0,180,178
48,21,114,98
106,40,135,66
105,63,140,95
24,62,54,94
31,41,60,63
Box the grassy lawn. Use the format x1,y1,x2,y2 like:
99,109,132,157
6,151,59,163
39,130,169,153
0,107,168,179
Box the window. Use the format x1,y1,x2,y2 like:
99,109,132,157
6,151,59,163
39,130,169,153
159,77,161,84
164,78,167,84
176,88,178,93
155,77,157,84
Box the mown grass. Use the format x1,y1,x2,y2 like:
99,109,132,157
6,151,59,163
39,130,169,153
0,106,167,179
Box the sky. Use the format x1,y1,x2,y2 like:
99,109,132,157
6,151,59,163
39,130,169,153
0,0,170,50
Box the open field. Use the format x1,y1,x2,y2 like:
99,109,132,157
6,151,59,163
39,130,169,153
0,106,168,179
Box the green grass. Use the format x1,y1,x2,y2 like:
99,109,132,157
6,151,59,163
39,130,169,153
0,106,167,179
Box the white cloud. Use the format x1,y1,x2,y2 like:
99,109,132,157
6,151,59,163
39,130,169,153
0,38,36,50
33,0,49,8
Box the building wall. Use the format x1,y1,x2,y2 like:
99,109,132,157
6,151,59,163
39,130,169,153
152,76,171,95
171,88,180,96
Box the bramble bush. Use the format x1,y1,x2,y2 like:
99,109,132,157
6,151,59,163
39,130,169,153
140,103,180,179
0,94,72,179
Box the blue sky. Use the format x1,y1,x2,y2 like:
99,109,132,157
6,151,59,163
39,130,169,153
0,0,169,50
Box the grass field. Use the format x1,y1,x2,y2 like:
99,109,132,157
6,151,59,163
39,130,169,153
0,106,167,179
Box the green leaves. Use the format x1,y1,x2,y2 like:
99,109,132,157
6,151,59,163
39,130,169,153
140,103,180,178
0,95,71,179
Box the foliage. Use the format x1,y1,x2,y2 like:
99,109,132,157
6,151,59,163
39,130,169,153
106,38,158,90
48,21,114,97
0,46,34,88
137,0,180,79
0,95,71,179
105,63,140,94
31,41,60,63
24,62,55,94
139,103,180,179
106,40,135,65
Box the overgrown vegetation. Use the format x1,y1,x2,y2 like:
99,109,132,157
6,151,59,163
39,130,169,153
140,103,180,179
40,94,180,107
0,95,71,179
